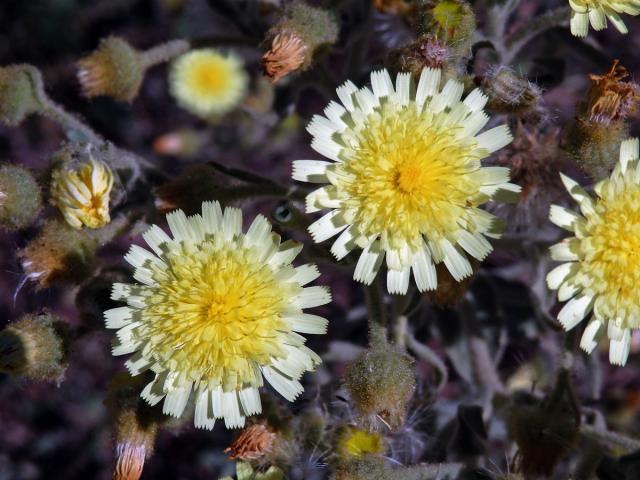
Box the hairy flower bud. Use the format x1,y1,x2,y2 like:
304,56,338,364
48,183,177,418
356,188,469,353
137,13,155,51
345,348,415,431
0,64,43,126
419,0,476,56
564,61,640,178
386,35,449,78
19,219,98,288
0,164,42,230
78,37,189,102
0,313,69,382
481,66,544,119
77,37,145,102
262,1,339,83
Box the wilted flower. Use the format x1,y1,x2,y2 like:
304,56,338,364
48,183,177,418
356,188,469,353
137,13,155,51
547,138,640,366
170,49,248,118
585,60,640,126
293,68,518,294
569,0,640,37
50,157,114,229
224,423,277,461
105,201,330,429
261,1,338,83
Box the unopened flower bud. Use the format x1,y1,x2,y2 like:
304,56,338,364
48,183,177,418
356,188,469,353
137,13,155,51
345,348,415,431
19,219,98,288
0,313,69,381
224,423,277,461
481,66,544,119
262,1,339,83
50,155,114,229
0,64,43,126
78,37,189,102
77,37,144,102
386,35,449,78
419,0,476,56
331,456,391,480
0,164,42,230
564,61,639,178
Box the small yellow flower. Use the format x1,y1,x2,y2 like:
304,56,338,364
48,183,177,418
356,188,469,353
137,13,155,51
337,427,384,459
104,201,330,429
50,158,113,229
170,49,248,118
547,137,640,366
569,0,640,37
293,68,519,295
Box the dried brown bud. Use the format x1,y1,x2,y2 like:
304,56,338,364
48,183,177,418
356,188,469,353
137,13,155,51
585,59,640,125
224,423,277,461
261,1,338,83
386,35,449,78
425,259,478,307
262,31,308,84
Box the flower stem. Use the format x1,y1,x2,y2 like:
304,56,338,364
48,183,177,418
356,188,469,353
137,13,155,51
141,39,190,69
364,280,387,349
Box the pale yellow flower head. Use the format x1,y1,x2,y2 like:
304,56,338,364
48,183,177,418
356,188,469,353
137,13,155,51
170,49,248,118
547,138,640,366
50,157,113,229
569,0,640,37
104,201,330,429
293,68,519,295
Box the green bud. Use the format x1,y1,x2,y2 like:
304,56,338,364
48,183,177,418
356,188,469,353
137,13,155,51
77,36,145,102
0,312,69,381
345,348,415,431
564,118,628,179
262,1,339,83
419,0,476,56
19,219,98,288
331,457,391,480
0,164,42,230
0,65,43,126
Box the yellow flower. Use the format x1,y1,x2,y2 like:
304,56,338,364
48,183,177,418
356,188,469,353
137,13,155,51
547,138,640,366
170,49,248,118
569,0,640,37
104,201,330,429
293,68,518,295
337,427,384,459
50,158,113,229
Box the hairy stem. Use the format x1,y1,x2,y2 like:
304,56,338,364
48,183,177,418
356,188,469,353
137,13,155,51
364,280,387,349
141,39,190,69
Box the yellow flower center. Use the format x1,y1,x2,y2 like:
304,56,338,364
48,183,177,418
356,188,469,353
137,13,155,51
580,182,640,323
335,102,484,250
189,57,231,97
141,242,297,391
339,428,384,459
